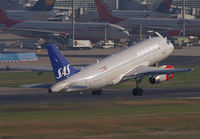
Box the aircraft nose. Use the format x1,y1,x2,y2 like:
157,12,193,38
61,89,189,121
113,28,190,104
122,30,129,38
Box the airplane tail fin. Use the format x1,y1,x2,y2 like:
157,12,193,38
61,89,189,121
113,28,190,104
29,0,56,11
94,0,127,24
155,0,172,13
47,44,78,82
0,7,21,27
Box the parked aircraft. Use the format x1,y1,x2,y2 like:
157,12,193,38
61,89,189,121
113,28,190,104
0,0,56,21
78,0,173,22
46,33,192,96
0,8,129,41
95,0,200,36
118,0,173,18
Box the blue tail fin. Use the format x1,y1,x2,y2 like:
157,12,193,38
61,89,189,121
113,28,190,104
47,44,78,82
29,0,56,11
155,0,172,13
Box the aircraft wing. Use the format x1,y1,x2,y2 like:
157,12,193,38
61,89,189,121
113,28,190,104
6,66,52,72
6,65,84,72
5,28,69,39
122,65,193,81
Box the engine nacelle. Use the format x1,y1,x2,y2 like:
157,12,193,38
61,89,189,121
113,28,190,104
149,65,175,84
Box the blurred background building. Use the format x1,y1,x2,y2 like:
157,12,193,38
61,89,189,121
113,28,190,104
12,0,200,10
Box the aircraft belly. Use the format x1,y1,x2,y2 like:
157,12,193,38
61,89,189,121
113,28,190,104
91,77,108,89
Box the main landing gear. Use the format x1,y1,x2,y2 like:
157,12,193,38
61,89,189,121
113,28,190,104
132,88,143,96
132,78,143,96
91,89,103,96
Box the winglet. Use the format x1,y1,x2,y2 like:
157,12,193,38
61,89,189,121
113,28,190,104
46,44,79,82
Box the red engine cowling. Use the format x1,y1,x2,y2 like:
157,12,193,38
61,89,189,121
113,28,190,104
149,65,175,84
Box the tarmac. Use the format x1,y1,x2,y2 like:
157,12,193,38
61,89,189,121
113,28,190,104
0,87,200,106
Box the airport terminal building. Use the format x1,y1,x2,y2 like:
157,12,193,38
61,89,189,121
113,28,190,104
14,0,200,10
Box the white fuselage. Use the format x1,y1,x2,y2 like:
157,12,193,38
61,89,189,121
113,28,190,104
117,18,200,36
50,37,174,93
7,21,129,40
6,10,56,21
78,10,171,21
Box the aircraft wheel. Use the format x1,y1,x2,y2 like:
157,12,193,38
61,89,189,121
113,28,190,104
132,88,143,96
137,88,143,96
91,91,97,95
96,90,102,96
132,88,138,96
91,90,102,96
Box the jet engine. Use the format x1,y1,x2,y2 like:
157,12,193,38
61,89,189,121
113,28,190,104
149,65,175,84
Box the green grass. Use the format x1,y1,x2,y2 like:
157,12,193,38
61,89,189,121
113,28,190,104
0,72,55,87
0,99,200,138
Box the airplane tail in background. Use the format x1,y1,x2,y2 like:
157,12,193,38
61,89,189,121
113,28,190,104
47,44,79,82
155,0,172,13
29,0,56,11
0,8,21,28
94,0,127,24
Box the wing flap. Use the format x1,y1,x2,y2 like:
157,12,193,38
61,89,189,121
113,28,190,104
123,65,192,80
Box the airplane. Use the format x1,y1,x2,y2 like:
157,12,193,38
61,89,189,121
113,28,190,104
108,0,173,18
17,33,190,96
78,0,173,22
0,8,129,41
0,0,57,21
94,0,200,36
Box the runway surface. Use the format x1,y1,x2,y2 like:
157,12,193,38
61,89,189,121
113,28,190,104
0,87,200,105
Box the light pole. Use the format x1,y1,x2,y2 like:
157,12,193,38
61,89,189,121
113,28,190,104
182,0,186,36
104,24,107,44
72,0,75,47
